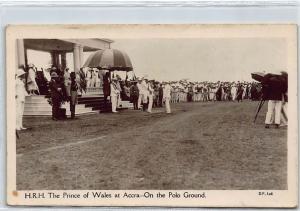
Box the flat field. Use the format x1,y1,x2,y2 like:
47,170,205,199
16,101,287,190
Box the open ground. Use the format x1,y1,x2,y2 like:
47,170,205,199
17,101,287,190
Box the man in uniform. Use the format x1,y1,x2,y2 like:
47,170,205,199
130,80,139,110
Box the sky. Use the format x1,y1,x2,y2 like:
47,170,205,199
27,37,287,82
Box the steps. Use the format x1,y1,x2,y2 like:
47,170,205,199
24,95,96,116
23,95,134,116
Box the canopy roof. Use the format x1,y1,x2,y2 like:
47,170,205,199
24,38,114,52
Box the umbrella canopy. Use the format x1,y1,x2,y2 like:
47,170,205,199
83,49,133,71
251,72,265,82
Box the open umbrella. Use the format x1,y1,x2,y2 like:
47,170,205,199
83,49,133,71
251,72,265,82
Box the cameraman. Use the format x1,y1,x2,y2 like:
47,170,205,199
262,73,286,129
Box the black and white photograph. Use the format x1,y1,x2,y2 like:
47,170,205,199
6,25,297,207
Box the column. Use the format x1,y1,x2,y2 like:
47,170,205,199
51,51,59,68
79,45,84,67
61,52,67,70
73,44,80,73
16,39,25,68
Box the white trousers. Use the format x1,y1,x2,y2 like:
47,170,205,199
16,101,25,130
138,94,147,108
265,100,282,125
165,97,171,113
111,96,118,112
281,102,288,126
148,95,153,112
138,94,142,108
231,92,236,101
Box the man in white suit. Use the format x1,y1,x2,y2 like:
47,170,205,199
16,68,28,130
110,77,120,113
147,80,154,113
163,81,172,114
137,78,148,111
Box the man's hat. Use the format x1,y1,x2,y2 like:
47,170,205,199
28,63,34,68
16,68,26,77
51,72,59,78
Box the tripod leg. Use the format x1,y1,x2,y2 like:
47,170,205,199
254,100,265,123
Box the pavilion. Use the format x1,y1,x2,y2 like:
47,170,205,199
16,38,113,72
15,38,133,116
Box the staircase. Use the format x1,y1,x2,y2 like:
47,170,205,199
24,95,97,116
78,95,112,113
23,95,134,116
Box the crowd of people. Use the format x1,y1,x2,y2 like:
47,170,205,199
93,72,265,116
15,63,287,131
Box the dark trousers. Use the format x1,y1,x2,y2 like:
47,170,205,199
70,102,76,118
159,96,163,107
52,98,60,119
132,96,138,110
104,95,109,108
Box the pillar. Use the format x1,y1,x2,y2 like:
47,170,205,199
16,39,25,68
24,48,28,67
73,44,80,73
61,52,67,70
51,51,60,69
79,45,84,67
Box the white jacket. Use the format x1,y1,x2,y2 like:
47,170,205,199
147,83,154,96
16,78,28,102
137,80,148,95
163,84,171,99
110,82,120,97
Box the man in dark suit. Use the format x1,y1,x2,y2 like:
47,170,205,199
49,72,63,120
158,84,163,107
130,81,139,110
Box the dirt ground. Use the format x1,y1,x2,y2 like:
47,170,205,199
16,101,287,190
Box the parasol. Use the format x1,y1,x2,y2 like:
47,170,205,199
251,72,265,82
83,49,133,71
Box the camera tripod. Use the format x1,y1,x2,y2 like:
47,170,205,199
254,99,265,123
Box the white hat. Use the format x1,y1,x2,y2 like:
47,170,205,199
16,68,26,77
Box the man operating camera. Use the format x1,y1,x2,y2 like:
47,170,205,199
261,72,287,129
